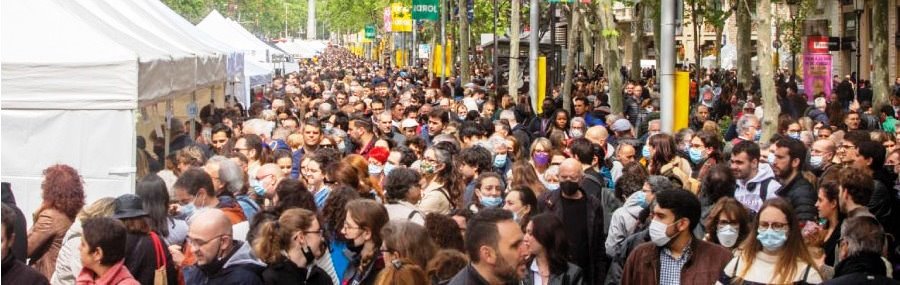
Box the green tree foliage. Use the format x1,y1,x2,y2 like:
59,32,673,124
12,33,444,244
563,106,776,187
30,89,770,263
162,0,310,38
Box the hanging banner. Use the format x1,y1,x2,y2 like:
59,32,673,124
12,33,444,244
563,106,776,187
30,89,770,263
803,54,832,101
391,3,413,32
412,0,440,21
365,25,376,39
383,7,392,32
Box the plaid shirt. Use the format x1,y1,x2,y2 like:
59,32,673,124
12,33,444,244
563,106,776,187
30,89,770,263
659,243,693,285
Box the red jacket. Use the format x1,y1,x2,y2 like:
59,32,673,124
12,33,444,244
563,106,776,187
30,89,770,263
76,261,140,285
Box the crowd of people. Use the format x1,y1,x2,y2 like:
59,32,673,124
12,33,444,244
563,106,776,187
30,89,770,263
4,45,900,285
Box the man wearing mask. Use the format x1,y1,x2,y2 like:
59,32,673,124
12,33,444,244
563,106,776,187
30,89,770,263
183,209,265,284
537,159,608,284
447,208,528,285
770,138,817,222
810,139,838,185
622,190,732,284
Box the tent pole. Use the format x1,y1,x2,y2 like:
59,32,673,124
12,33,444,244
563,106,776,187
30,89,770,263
164,100,172,161
190,91,197,141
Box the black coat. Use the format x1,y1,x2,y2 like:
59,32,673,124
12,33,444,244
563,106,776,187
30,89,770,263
824,253,899,285
775,175,818,222
262,259,333,285
124,232,179,285
538,189,609,285
1,183,27,262
523,262,585,285
1,254,48,285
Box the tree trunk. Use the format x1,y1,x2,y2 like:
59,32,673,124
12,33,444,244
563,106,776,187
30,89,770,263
736,0,753,90
458,0,470,84
714,26,723,68
692,0,701,82
597,0,623,113
873,0,890,112
581,16,594,76
563,2,582,112
645,0,661,76
758,0,780,140
509,0,521,99
630,3,645,81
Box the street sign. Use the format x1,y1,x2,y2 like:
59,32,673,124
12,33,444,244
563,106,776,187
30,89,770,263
412,0,440,21
828,37,841,51
365,25,376,39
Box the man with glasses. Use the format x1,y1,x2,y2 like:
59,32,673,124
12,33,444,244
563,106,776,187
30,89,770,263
183,209,264,285
810,139,838,184
837,131,870,165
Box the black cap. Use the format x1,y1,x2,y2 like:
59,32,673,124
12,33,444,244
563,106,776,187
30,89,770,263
112,194,147,219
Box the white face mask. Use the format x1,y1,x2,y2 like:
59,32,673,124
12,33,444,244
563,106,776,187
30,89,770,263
716,225,740,248
649,219,677,247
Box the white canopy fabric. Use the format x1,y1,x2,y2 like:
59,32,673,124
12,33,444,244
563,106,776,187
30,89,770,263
277,40,327,59
2,0,139,224
198,10,286,63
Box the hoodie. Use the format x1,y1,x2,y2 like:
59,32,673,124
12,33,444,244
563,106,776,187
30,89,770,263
605,191,646,257
183,240,265,285
734,163,782,214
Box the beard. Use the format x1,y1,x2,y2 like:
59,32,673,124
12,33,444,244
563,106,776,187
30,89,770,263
493,253,523,283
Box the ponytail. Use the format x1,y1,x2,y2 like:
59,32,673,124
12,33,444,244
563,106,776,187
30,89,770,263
251,208,317,264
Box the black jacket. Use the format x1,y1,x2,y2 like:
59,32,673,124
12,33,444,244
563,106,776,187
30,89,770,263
262,259,333,285
123,232,179,285
824,252,899,285
447,264,517,285
523,262,585,285
1,183,27,262
538,189,608,285
1,253,48,285
775,174,817,222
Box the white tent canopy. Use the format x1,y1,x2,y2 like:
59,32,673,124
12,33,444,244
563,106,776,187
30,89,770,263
2,0,140,224
276,40,328,59
198,10,285,63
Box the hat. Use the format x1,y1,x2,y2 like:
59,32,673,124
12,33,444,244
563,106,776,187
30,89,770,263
368,147,390,164
610,119,633,132
743,102,756,110
464,82,478,89
112,194,147,219
401,118,419,128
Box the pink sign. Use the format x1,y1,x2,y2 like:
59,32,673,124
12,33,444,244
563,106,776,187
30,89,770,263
803,54,832,101
384,7,392,32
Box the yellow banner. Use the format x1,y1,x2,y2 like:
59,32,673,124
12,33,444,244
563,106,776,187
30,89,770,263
674,71,690,130
391,3,412,32
537,56,547,114
444,40,452,75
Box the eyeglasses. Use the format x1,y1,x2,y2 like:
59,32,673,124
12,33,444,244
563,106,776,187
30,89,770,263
758,221,789,231
187,234,227,247
839,144,858,150
342,222,362,231
256,173,274,181
304,228,324,236
319,144,335,149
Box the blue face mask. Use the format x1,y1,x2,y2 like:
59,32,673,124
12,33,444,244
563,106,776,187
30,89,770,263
546,183,560,191
753,131,762,142
688,147,705,163
251,180,266,197
631,191,648,208
480,196,503,208
383,163,396,176
368,163,383,175
493,154,508,168
809,155,824,169
642,145,652,160
757,228,788,251
788,133,801,140
180,203,196,218
767,153,776,165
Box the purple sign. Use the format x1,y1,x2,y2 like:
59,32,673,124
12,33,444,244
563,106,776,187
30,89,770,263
803,54,832,101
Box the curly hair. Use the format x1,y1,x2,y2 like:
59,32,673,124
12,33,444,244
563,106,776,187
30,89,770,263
424,213,465,252
41,164,86,219
321,186,361,242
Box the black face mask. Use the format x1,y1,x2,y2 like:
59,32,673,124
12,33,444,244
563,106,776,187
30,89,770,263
346,240,365,255
560,181,580,196
198,238,230,277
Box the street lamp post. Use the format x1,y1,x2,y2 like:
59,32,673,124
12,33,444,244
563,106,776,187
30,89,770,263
854,0,864,99
787,0,800,80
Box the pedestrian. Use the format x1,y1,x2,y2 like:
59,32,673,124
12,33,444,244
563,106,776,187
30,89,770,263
374,258,428,285
770,138,818,222
136,174,188,249
340,199,389,285
468,172,506,213
30,164,86,279
731,141,781,214
1,182,27,262
111,194,179,285
622,189,732,285
253,208,332,285
447,208,529,285
76,217,139,285
825,216,899,284
501,187,538,229
182,209,265,284
417,146,459,215
382,167,425,225
380,221,437,269
2,204,49,285
523,213,584,285
51,198,117,285
703,197,752,250
717,198,824,284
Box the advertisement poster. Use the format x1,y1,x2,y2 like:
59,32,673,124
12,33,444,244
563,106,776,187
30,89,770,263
383,7,392,32
391,3,412,32
803,54,832,101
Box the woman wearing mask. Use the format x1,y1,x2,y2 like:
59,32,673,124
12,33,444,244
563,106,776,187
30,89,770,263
523,213,584,285
717,198,824,284
503,187,538,229
704,198,751,250
647,133,694,192
467,173,506,213
417,146,460,215
529,138,554,186
689,131,724,180
254,208,332,285
340,200,390,285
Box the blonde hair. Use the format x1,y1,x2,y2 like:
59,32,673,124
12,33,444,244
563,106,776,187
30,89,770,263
77,197,117,223
287,133,304,151
374,259,428,285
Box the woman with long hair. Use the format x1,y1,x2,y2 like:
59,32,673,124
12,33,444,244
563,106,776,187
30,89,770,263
135,174,188,247
510,162,549,198
502,187,538,229
812,181,842,267
321,186,360,282
343,154,384,201
523,213,583,285
29,164,86,279
379,221,437,269
647,133,694,191
717,198,824,284
340,200,389,285
689,130,724,180
112,194,178,285
704,197,752,250
253,208,332,284
417,145,461,214
528,138,554,186
374,258,428,285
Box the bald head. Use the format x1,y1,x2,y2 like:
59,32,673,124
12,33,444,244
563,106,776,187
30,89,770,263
188,209,234,265
585,126,609,145
257,163,284,198
559,158,584,182
189,208,232,236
